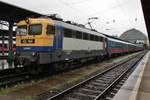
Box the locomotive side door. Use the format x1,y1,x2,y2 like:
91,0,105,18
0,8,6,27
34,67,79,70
47,24,63,51
55,24,63,51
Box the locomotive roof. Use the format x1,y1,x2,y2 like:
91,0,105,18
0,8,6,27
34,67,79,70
54,20,106,37
48,18,142,47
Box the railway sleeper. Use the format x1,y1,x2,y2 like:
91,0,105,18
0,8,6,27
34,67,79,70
95,79,112,84
80,88,101,94
91,81,108,86
71,92,95,99
76,89,100,96
84,85,104,91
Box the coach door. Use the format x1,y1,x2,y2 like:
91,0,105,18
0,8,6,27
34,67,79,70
55,25,63,50
103,38,107,50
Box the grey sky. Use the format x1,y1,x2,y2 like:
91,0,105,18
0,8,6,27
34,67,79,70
2,0,147,36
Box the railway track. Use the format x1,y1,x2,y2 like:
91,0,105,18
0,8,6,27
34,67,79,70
46,51,147,100
0,66,32,88
0,71,30,88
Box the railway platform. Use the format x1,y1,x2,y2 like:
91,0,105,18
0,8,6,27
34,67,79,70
112,50,150,100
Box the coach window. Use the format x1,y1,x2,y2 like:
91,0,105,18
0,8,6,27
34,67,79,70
64,28,72,38
93,35,96,41
83,33,89,40
47,25,55,35
99,36,103,42
72,30,76,38
13,44,16,48
95,36,99,41
90,34,94,41
76,31,82,39
4,44,7,49
0,44,2,49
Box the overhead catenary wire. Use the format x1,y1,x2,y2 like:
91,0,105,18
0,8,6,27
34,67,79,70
57,0,98,23
61,0,92,5
83,0,134,36
57,0,88,17
56,0,132,23
65,0,132,26
56,0,142,36
114,0,133,28
86,0,131,18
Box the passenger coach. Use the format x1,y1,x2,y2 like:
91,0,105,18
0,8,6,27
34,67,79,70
106,35,143,57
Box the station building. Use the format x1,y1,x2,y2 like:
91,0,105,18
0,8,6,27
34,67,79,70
120,29,149,46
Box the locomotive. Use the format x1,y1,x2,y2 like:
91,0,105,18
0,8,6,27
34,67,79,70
14,16,143,72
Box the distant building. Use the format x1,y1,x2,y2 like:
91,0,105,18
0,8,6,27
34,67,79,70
120,29,149,46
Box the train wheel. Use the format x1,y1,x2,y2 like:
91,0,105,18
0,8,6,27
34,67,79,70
14,63,18,68
52,62,72,72
53,63,64,71
28,63,41,75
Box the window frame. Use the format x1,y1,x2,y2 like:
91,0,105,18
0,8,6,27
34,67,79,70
90,34,95,41
28,24,42,35
17,25,27,36
76,31,82,39
64,28,73,38
83,32,89,40
95,35,99,41
47,25,56,35
99,36,103,42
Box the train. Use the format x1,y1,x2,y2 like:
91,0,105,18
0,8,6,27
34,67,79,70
14,16,144,72
0,37,16,56
106,35,143,56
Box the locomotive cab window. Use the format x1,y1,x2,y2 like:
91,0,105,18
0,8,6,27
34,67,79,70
47,25,55,35
17,25,27,36
29,24,42,35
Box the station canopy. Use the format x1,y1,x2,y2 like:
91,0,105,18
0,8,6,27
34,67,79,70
0,1,42,22
139,0,150,41
0,30,15,36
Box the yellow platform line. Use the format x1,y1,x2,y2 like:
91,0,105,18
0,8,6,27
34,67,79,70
129,51,150,100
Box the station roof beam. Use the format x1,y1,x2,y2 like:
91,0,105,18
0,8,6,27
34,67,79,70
0,1,42,22
0,1,43,67
141,0,150,41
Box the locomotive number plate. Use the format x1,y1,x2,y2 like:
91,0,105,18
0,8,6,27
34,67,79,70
21,39,35,44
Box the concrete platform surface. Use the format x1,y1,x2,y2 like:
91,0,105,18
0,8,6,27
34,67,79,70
112,51,150,100
137,51,150,100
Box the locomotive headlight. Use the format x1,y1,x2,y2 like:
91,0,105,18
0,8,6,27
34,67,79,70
25,18,30,24
14,52,20,56
32,52,36,56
